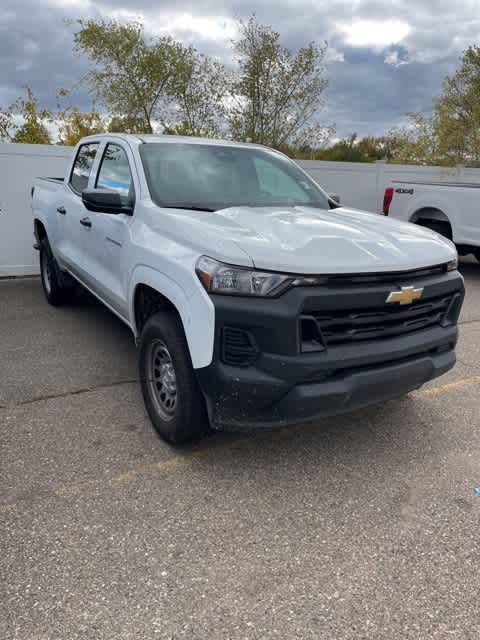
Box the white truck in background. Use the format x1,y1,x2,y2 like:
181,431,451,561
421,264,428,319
383,180,480,261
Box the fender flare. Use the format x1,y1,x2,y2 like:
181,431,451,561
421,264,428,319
129,265,215,369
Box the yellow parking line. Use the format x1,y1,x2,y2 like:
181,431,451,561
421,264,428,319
2,373,480,514
0,503,17,513
415,374,480,397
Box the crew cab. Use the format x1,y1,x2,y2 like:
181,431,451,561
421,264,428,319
32,134,464,443
383,180,480,261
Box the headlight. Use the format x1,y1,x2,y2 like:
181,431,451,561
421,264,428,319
447,256,458,271
196,256,326,297
196,256,292,296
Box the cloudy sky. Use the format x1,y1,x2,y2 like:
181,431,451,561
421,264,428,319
1,0,479,138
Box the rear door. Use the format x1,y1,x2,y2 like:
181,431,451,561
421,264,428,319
81,141,135,320
56,141,100,278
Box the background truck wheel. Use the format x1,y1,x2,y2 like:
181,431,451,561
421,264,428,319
138,311,210,444
39,237,75,306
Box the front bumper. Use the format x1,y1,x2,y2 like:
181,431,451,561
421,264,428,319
196,269,464,430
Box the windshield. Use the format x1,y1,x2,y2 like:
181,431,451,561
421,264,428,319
140,143,331,211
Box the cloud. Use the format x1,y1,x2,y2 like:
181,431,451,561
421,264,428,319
143,12,237,42
324,47,345,63
384,49,410,67
339,19,411,50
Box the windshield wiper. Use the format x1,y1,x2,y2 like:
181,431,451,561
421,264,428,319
162,205,216,212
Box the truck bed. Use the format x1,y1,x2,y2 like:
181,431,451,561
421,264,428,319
392,180,480,188
386,178,480,250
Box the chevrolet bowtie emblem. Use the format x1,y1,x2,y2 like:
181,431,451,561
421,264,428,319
386,286,424,305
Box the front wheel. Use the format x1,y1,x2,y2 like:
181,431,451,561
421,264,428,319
138,311,210,444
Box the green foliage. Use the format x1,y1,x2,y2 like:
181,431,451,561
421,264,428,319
316,134,385,162
384,114,441,165
56,100,106,146
71,15,330,144
71,19,193,134
274,124,334,158
166,53,228,138
433,46,480,165
1,16,332,150
0,110,14,142
0,87,52,144
6,16,480,165
107,114,147,134
228,16,331,149
384,47,480,167
311,132,406,163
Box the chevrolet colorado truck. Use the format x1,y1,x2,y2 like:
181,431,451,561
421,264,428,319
32,135,464,443
383,180,480,260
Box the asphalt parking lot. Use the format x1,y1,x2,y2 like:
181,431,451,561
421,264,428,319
2,260,480,640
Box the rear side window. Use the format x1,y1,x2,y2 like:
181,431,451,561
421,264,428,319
95,144,133,202
70,142,100,194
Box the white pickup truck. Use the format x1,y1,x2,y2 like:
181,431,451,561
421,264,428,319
383,180,480,260
32,134,464,443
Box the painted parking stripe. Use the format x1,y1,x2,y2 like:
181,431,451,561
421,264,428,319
3,373,480,514
415,374,480,397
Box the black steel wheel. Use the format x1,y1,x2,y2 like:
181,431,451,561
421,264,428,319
139,311,209,444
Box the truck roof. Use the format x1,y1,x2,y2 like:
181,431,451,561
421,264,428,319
79,133,271,151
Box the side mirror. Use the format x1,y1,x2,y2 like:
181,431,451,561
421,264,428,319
82,188,133,215
329,194,341,204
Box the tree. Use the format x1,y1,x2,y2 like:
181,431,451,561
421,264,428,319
385,113,441,165
228,16,330,149
317,133,362,162
0,110,14,142
166,52,228,138
107,114,147,134
433,46,480,165
315,133,401,162
56,97,106,146
0,87,52,144
71,19,193,134
385,46,480,167
286,123,335,158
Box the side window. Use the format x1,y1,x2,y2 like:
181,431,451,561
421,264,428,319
69,143,100,194
96,144,133,203
253,156,311,201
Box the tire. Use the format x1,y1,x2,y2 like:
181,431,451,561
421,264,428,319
138,311,210,444
39,237,75,306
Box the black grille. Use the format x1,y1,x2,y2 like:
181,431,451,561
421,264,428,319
222,327,258,366
305,294,455,347
319,264,447,287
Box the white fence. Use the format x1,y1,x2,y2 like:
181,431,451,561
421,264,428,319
0,144,72,277
1,142,480,277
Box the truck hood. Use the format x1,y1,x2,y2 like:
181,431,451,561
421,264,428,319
186,205,457,273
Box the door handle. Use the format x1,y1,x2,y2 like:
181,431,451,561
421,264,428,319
80,217,92,228
57,206,66,215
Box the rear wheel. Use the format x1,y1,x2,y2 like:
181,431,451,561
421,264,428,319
138,311,209,444
413,210,452,241
416,218,452,240
39,238,75,306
